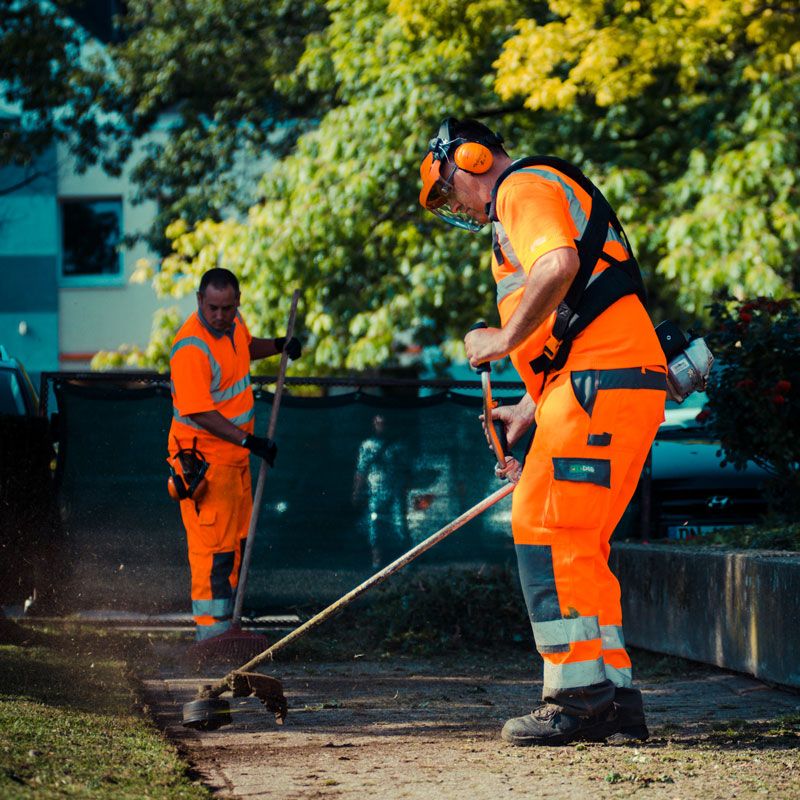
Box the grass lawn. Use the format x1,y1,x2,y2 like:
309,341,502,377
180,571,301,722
0,623,209,800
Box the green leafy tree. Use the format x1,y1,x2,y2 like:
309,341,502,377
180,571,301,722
99,0,329,250
494,0,800,316
96,0,800,374
0,0,122,195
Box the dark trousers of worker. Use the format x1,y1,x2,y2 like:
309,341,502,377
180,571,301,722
179,463,252,641
512,366,666,717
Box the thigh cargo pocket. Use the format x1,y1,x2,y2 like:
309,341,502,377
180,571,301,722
544,457,611,530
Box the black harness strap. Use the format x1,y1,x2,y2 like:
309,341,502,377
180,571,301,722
487,157,647,378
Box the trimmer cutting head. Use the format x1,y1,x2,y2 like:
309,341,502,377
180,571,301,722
181,672,288,730
182,697,232,731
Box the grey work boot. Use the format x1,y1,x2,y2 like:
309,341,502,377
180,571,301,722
501,703,620,746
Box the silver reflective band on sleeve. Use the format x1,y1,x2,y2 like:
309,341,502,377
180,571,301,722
211,373,251,403
532,615,600,647
605,664,633,688
171,336,223,392
497,273,527,304
601,624,625,651
543,657,606,690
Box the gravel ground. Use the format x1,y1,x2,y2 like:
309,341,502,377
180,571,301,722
142,646,800,799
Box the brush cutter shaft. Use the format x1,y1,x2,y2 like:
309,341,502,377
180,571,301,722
233,290,300,625
208,482,515,696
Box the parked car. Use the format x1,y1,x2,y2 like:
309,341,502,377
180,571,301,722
0,346,39,416
650,392,770,539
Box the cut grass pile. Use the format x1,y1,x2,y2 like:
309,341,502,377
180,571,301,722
0,624,209,800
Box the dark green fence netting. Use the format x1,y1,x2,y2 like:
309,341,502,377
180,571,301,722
48,377,641,615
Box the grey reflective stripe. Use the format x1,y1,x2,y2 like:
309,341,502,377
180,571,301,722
605,664,633,688
494,220,528,305
518,167,589,238
228,408,255,426
543,657,606,690
516,166,625,258
533,615,601,648
171,336,222,392
497,273,527,303
192,598,233,619
173,405,254,428
601,625,626,651
195,619,232,640
552,457,611,488
211,374,251,403
495,222,525,270
173,409,203,429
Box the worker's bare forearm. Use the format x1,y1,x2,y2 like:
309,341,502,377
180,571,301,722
188,410,248,445
249,337,281,360
501,247,579,353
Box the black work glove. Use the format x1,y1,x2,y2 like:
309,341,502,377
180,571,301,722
242,434,277,466
274,336,302,360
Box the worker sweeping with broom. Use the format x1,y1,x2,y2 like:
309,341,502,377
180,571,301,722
420,118,667,746
167,268,301,646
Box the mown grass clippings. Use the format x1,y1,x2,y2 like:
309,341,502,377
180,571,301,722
0,627,210,800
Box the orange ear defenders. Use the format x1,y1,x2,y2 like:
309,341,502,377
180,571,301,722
167,437,209,501
428,117,504,174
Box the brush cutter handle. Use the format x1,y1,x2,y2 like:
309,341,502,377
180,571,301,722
233,290,301,626
468,321,509,468
207,481,515,696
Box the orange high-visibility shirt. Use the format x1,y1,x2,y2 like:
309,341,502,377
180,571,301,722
168,311,255,466
492,167,665,401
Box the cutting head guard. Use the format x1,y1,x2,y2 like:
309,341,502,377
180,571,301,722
419,117,504,232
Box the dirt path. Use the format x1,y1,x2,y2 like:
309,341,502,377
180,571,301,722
142,649,800,799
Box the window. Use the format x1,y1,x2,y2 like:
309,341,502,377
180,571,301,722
61,198,123,283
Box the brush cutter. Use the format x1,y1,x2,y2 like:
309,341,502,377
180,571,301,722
186,290,300,665
181,480,515,729
182,323,515,731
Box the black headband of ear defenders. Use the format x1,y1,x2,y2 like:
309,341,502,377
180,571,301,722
428,117,504,163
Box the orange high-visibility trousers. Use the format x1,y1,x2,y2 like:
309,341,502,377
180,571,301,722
511,366,666,716
179,463,252,641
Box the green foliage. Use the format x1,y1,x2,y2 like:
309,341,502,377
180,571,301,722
0,1,123,193
104,0,330,250
705,295,800,517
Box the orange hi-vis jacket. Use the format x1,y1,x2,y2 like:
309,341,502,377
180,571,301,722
168,310,255,466
491,166,665,401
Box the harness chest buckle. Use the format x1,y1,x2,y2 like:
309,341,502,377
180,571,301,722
542,335,560,361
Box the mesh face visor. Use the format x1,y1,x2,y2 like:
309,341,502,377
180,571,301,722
418,150,486,232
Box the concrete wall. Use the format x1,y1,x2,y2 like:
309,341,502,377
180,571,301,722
612,543,800,689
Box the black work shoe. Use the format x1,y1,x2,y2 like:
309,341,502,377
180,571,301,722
501,703,620,746
612,687,649,742
585,688,649,743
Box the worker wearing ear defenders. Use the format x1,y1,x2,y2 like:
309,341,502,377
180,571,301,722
168,267,301,642
420,118,667,746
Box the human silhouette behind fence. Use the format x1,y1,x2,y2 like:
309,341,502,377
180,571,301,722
352,414,411,569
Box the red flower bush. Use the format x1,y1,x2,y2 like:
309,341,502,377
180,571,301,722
706,295,800,518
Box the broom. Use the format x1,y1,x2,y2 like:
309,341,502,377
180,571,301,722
188,290,300,664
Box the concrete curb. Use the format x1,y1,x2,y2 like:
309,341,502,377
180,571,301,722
612,542,800,690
